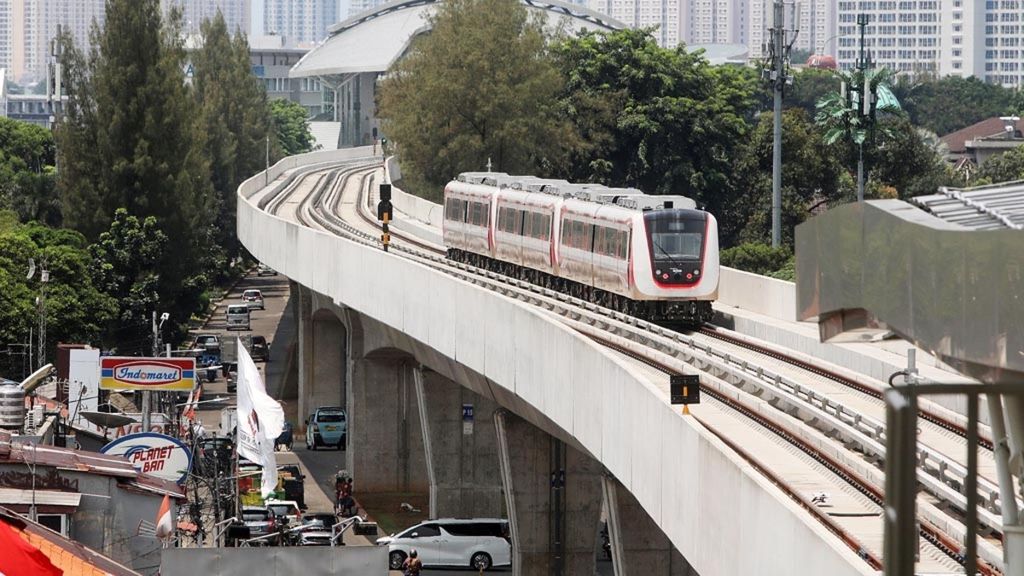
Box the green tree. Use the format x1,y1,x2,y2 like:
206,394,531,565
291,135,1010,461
0,117,60,225
870,117,957,198
378,0,571,198
897,75,1016,136
720,242,793,279
785,68,838,116
977,145,1024,184
270,99,314,157
553,28,756,210
54,0,214,342
193,12,275,263
89,208,168,354
0,213,115,375
728,109,843,247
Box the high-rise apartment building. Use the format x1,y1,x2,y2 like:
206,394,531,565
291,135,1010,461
0,0,11,77
254,0,339,47
8,0,105,83
163,0,251,36
833,1,1023,87
588,0,681,47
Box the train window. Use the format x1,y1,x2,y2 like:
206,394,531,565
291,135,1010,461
561,219,571,245
618,231,629,259
522,211,533,236
539,215,551,241
594,226,607,255
532,213,545,238
572,221,584,249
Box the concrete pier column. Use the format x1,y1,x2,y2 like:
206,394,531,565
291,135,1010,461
412,367,502,519
296,285,314,422
347,358,427,493
602,476,697,576
495,410,602,576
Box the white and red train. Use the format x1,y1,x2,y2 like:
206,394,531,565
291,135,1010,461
442,172,719,324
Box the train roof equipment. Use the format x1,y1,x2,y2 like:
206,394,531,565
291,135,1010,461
616,195,696,211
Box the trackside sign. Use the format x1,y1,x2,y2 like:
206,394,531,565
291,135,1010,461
100,357,195,391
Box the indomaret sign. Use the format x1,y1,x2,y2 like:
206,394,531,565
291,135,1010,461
100,357,195,391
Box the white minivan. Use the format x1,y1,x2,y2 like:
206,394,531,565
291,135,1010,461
377,518,510,571
226,304,250,331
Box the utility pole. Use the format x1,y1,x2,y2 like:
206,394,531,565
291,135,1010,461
36,264,49,369
764,1,798,248
855,13,871,202
142,312,157,432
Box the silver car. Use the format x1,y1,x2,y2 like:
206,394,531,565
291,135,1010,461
226,304,250,331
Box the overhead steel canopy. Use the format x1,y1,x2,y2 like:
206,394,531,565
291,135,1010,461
796,198,1024,384
290,0,624,78
912,183,1024,231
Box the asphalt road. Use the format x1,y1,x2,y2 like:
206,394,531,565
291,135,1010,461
189,269,608,574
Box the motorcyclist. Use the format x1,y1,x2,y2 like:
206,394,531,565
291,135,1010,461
402,549,422,575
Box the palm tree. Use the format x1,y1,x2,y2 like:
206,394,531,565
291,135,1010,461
815,67,902,200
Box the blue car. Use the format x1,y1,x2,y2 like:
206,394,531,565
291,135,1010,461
306,407,347,450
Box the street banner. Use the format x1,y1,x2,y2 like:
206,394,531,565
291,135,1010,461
100,356,195,391
101,432,193,484
235,338,285,498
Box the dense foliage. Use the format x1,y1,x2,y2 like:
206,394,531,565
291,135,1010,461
270,99,315,157
0,118,60,226
720,242,794,281
378,0,571,200
0,0,292,364
0,212,116,378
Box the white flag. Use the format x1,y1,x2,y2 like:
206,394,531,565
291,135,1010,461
235,338,285,498
155,494,174,540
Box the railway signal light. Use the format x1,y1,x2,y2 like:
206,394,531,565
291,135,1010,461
670,374,700,415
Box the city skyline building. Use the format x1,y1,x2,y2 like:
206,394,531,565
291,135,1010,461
256,0,339,47
163,0,251,36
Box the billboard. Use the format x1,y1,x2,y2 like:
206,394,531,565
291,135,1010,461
100,357,195,391
101,432,193,484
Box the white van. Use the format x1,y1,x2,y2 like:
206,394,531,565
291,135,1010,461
376,518,510,571
226,304,250,331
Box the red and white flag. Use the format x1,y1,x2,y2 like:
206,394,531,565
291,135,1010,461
235,338,284,498
155,494,174,540
0,519,62,576
182,384,202,421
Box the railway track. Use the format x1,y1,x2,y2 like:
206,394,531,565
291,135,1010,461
258,161,1005,573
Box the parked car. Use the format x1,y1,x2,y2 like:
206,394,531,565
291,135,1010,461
305,407,347,450
265,499,303,525
298,529,333,546
275,422,293,450
257,264,277,276
250,335,270,362
192,334,221,351
226,304,250,331
242,289,265,311
377,518,511,571
241,506,276,539
226,370,238,393
302,513,339,531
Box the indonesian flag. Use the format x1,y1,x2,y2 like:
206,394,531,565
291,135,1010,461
183,384,202,421
0,520,62,576
155,494,174,540
235,338,285,498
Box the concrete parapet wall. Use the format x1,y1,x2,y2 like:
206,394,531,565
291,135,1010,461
718,267,796,321
160,546,387,575
238,151,876,576
384,156,444,227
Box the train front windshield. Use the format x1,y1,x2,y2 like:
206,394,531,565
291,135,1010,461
644,211,706,285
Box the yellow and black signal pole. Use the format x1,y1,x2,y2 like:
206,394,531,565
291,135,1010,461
377,183,392,252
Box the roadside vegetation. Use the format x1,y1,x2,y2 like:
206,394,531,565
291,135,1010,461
0,0,313,375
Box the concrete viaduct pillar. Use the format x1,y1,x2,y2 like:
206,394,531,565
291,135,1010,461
346,358,428,493
413,367,503,519
603,476,698,576
296,286,347,424
495,410,603,576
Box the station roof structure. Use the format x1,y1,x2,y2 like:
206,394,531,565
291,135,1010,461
290,0,625,78
912,183,1024,231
